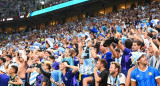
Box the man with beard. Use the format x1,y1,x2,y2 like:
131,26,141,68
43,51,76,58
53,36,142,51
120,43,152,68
131,52,160,86
107,62,125,86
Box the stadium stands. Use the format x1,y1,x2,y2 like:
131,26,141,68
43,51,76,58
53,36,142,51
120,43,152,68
0,0,71,18
0,1,160,86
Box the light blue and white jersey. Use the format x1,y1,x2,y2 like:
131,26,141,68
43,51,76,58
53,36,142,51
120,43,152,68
79,45,95,75
79,46,99,75
78,58,98,75
107,73,126,86
149,55,160,72
131,66,160,86
114,57,122,65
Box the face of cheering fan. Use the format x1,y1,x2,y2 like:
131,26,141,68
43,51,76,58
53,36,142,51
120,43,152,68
137,55,148,66
59,62,66,71
109,64,118,75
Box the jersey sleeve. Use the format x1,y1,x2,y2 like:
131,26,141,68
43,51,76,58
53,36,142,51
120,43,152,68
131,70,136,82
119,73,126,85
154,68,160,80
123,47,131,55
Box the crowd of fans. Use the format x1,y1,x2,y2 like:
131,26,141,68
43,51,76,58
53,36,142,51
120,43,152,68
0,1,160,86
0,0,71,18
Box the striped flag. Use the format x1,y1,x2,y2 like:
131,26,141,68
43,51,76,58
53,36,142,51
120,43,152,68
29,71,39,85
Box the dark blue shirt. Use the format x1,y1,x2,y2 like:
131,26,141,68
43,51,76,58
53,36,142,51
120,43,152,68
61,70,75,86
73,56,79,66
73,56,79,80
102,51,114,69
121,47,132,76
0,74,10,86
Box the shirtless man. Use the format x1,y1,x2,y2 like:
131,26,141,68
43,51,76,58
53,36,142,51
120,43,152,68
16,52,28,86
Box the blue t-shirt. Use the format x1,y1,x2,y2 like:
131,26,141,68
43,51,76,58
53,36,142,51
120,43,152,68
121,47,132,76
131,66,160,86
102,51,114,69
61,70,75,86
0,74,10,86
51,70,60,86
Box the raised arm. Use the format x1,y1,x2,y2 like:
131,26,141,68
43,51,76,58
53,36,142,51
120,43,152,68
150,39,159,52
23,54,28,65
64,63,78,74
77,37,83,59
109,44,117,58
93,67,101,83
88,41,98,59
130,29,143,42
117,40,125,51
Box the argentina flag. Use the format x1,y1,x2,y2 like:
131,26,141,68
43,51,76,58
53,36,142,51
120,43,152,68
29,71,39,85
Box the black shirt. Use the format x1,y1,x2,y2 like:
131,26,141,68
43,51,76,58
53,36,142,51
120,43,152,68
41,74,51,86
99,69,109,86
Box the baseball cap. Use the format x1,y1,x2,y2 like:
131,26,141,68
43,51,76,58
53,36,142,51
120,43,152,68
51,61,59,70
